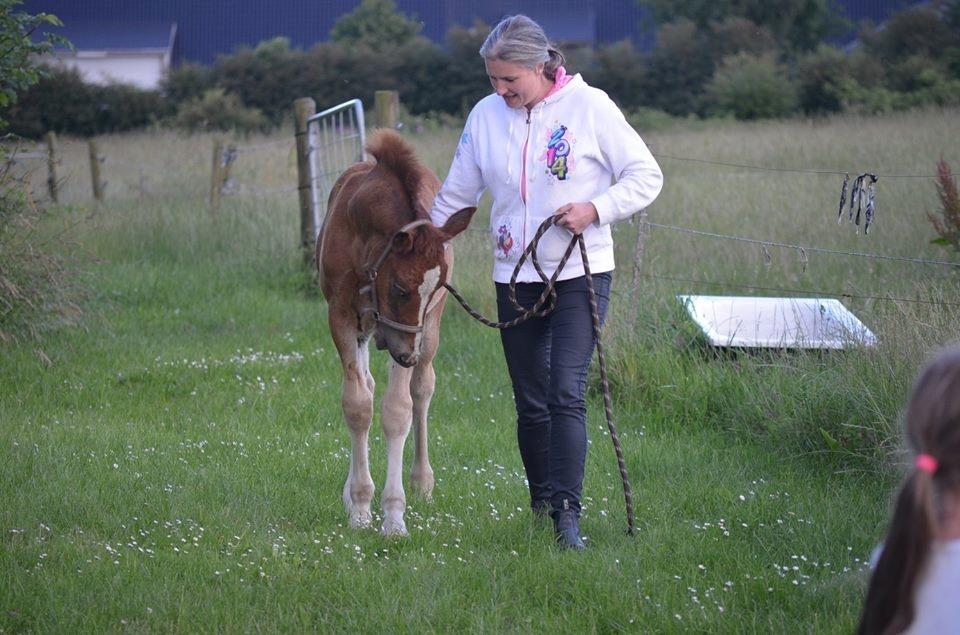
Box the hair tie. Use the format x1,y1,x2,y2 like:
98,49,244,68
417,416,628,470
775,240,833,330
915,454,939,475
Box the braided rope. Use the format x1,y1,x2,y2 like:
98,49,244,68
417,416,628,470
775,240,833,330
444,215,636,535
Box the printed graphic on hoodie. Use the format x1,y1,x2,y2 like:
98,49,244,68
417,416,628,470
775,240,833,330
541,124,573,181
455,131,470,159
494,218,521,260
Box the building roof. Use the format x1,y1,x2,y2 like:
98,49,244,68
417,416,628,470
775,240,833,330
49,20,176,52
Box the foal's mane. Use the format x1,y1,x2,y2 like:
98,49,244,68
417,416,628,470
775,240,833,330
366,129,426,218
361,129,444,263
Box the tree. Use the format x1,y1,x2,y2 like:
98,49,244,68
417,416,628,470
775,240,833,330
330,0,422,51
641,19,715,115
590,40,647,109
860,4,958,65
0,0,66,130
637,0,846,52
443,21,493,114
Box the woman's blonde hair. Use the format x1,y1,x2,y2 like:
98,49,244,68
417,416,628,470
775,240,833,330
479,15,565,80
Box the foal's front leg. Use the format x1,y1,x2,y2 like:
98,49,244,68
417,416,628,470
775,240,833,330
333,320,376,529
409,302,443,499
380,360,415,536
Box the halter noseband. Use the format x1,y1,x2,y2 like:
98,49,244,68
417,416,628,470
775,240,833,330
359,219,433,335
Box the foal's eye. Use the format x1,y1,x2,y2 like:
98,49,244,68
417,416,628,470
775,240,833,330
392,282,409,297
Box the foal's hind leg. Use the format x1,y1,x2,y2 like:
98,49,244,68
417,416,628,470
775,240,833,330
380,360,414,536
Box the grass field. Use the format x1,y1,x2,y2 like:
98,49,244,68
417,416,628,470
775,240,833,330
2,108,959,632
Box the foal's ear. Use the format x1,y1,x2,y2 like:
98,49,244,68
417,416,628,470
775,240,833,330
392,228,415,254
437,206,477,242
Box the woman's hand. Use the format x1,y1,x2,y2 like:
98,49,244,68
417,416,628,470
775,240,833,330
554,202,599,235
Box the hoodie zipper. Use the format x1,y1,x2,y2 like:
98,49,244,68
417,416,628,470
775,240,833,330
521,108,532,254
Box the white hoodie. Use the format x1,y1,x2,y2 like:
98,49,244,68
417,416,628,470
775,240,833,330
430,73,663,283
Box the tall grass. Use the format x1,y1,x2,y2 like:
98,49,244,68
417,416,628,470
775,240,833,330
1,108,958,632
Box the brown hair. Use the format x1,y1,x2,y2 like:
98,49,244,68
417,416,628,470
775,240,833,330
479,15,565,81
857,346,960,634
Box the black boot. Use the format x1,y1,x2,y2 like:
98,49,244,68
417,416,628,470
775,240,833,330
553,508,585,551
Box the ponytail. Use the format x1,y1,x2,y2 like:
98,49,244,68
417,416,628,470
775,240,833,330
543,48,565,81
858,347,960,633
857,471,937,634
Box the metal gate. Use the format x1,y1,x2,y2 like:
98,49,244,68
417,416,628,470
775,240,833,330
305,99,366,240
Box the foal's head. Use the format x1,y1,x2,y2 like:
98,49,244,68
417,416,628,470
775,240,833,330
368,209,474,367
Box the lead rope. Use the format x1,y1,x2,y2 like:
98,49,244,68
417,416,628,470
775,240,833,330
444,216,635,535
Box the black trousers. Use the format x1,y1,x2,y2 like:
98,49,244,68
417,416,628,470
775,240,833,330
495,272,611,516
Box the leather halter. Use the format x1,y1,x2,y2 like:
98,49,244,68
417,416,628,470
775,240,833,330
358,219,433,335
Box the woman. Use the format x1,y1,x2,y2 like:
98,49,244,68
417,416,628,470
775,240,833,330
429,15,663,549
857,347,960,634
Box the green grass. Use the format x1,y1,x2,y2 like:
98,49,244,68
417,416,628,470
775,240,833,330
2,108,959,632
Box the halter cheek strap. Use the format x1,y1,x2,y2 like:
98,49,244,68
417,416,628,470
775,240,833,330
359,219,434,334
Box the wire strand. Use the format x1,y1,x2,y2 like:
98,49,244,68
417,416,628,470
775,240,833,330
644,222,960,268
642,272,960,307
653,152,938,179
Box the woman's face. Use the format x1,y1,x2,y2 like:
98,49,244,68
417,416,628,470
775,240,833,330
485,58,548,110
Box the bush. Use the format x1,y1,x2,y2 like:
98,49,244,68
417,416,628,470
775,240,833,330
836,79,900,115
213,37,310,125
623,106,689,132
838,73,960,115
887,55,949,93
162,61,215,104
173,88,268,133
705,52,798,119
0,140,83,343
5,66,169,138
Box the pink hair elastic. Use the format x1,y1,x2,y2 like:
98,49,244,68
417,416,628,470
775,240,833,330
915,454,939,475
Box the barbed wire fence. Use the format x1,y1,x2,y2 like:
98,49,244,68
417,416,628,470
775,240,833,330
5,111,957,318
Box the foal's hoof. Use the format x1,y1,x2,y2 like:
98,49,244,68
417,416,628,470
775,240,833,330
349,511,373,529
381,518,409,537
410,469,435,500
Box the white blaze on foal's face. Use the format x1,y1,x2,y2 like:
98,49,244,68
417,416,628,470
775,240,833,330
412,265,441,352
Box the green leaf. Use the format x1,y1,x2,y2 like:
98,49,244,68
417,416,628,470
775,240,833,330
819,427,841,451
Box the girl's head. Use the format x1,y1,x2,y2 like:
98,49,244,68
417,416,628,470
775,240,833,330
858,346,960,635
905,347,960,486
479,15,565,81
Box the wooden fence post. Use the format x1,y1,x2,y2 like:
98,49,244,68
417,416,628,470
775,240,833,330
209,138,224,217
374,90,399,129
294,97,317,265
88,139,104,202
629,208,649,322
221,144,236,194
45,131,59,203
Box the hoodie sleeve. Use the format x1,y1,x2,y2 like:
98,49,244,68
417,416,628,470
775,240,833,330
430,114,485,229
588,94,663,227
